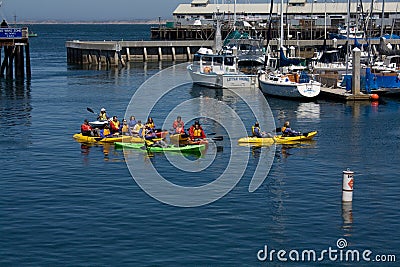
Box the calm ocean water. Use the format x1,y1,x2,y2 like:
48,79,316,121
1,24,399,266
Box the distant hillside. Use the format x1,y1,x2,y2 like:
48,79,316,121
12,19,169,25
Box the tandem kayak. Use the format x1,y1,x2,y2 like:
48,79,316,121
115,142,205,154
73,133,143,144
170,133,209,146
273,131,317,144
237,136,275,145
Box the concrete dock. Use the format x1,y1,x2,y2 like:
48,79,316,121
319,87,372,101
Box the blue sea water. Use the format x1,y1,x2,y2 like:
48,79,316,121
1,24,400,266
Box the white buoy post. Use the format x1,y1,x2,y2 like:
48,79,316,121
342,169,354,202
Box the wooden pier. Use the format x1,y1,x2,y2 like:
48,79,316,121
319,87,371,101
65,39,400,67
0,27,31,80
66,40,213,67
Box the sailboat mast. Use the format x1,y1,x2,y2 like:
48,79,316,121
345,0,351,76
380,0,385,37
280,0,284,48
233,0,237,31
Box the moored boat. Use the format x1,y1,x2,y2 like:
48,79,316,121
187,48,257,89
258,71,321,98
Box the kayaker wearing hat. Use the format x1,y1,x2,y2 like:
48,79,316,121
97,108,109,121
189,120,206,140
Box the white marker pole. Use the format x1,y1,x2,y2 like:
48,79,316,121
342,169,354,202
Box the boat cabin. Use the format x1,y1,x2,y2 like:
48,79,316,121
192,49,238,74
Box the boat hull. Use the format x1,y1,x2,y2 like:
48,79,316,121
273,131,318,144
115,142,206,154
73,133,142,144
259,74,321,98
238,137,274,145
188,65,257,89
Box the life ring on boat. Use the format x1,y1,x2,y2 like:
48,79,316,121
203,66,211,73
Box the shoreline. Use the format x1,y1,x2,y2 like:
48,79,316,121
14,20,168,25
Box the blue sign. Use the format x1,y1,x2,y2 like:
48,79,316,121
0,28,23,38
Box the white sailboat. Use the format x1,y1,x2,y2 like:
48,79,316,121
258,0,321,98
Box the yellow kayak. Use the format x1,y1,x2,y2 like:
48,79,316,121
273,131,317,144
237,136,274,145
73,133,143,144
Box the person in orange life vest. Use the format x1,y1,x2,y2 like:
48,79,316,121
100,124,113,138
81,119,94,136
97,107,108,121
110,116,120,134
172,116,184,130
189,121,206,140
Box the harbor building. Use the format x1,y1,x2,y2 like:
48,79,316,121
151,0,400,40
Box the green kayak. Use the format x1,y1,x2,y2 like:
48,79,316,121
115,142,205,154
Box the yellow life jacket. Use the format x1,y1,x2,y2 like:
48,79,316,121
103,128,111,136
147,122,155,129
193,128,202,137
110,120,120,129
122,125,129,133
99,113,107,121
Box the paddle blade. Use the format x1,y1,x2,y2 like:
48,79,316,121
211,136,223,141
87,107,95,113
275,127,282,133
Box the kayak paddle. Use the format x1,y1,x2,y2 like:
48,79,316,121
87,107,95,114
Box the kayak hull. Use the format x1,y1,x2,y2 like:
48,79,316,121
273,131,317,144
73,133,141,144
115,142,205,154
238,136,275,145
170,133,209,146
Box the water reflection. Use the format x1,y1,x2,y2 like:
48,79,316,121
0,80,32,146
342,202,353,237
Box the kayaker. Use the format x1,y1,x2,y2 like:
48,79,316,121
121,119,130,135
252,122,272,138
128,116,137,129
172,116,184,130
131,120,143,136
99,124,113,138
146,117,156,130
110,116,121,134
140,125,156,140
81,119,94,136
175,122,185,134
281,121,299,137
97,108,109,121
189,121,206,140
